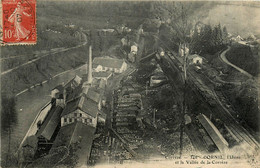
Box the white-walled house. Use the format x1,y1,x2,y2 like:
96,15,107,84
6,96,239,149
178,44,189,57
188,54,203,65
130,44,138,54
61,96,98,128
51,85,64,98
93,57,127,73
121,38,128,46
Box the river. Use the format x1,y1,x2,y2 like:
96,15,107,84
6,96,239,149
1,64,88,159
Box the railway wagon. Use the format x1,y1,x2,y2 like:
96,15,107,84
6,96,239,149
197,114,229,153
199,129,216,152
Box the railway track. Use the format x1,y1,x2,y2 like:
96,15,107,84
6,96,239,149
161,52,259,154
152,36,259,153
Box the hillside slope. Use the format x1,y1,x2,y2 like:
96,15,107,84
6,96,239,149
201,3,260,37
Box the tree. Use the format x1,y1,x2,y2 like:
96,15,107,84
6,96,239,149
191,25,202,54
222,26,228,44
167,2,194,157
192,23,228,55
212,24,223,47
200,24,213,54
1,94,18,167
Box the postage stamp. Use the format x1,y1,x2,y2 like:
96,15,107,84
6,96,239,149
1,0,36,45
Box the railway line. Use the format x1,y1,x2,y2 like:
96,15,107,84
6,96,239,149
160,50,259,154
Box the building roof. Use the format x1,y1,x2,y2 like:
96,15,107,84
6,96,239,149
36,106,63,140
98,110,107,121
93,57,125,69
188,54,202,59
66,83,101,104
85,87,100,104
62,96,99,118
98,79,106,90
66,85,84,103
52,84,64,92
50,122,96,167
93,71,112,78
64,75,82,89
83,99,100,117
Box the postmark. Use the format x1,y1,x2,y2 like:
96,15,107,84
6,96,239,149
1,0,36,45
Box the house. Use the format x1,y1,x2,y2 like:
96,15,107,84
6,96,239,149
116,24,131,34
51,85,65,107
50,122,96,167
36,106,63,143
61,96,99,128
131,43,138,54
65,84,85,103
64,75,82,90
55,98,65,108
121,37,128,46
66,84,101,107
51,85,64,99
92,71,112,83
97,79,107,107
97,110,107,124
98,79,106,90
194,21,205,35
187,54,203,65
93,57,127,73
85,87,102,110
178,43,189,57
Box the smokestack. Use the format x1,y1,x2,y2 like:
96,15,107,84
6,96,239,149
88,45,93,84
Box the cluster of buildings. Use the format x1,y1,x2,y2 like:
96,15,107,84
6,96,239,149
27,45,128,167
115,24,132,34
120,24,144,63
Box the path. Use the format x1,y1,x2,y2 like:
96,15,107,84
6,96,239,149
15,63,88,97
1,41,87,76
219,46,253,79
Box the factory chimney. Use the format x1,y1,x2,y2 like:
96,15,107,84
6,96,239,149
87,45,93,84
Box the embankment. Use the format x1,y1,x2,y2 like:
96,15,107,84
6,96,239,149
1,47,87,97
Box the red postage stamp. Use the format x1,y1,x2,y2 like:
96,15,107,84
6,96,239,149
1,0,36,45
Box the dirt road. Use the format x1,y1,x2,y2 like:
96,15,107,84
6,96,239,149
219,46,253,79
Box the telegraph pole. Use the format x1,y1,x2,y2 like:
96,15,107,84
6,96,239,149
146,81,149,95
180,43,188,157
153,109,156,126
